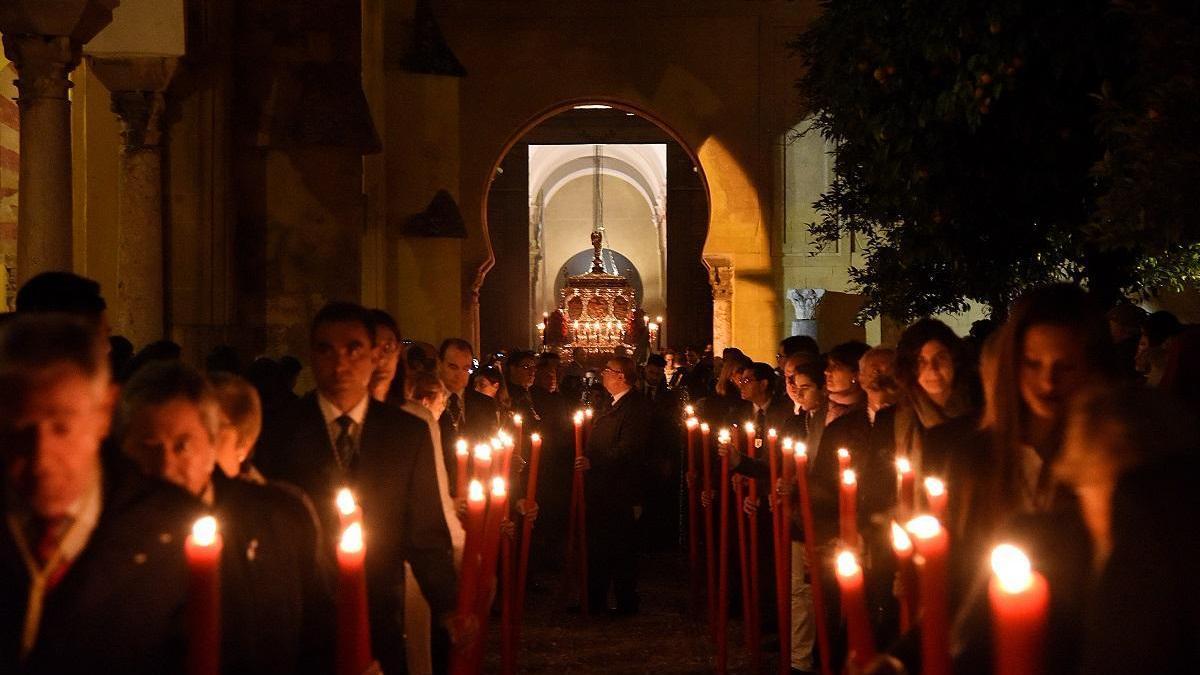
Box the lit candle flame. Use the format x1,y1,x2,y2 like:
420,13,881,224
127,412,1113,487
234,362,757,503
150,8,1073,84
838,447,850,461
700,422,710,433
842,469,857,486
490,437,503,451
686,417,698,429
890,521,913,552
767,428,777,438
744,421,756,434
717,428,731,444
896,456,912,474
530,432,541,443
782,437,794,453
991,543,1034,594
656,316,663,323
685,404,695,416
513,414,523,425
468,479,485,502
924,477,946,497
584,408,593,419
191,516,218,547
473,444,492,462
336,488,357,517
491,476,507,498
455,439,469,456
836,550,861,577
795,442,808,457
573,410,584,425
905,515,943,541
340,521,364,554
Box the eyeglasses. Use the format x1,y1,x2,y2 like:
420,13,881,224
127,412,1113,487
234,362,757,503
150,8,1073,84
602,367,619,375
378,341,399,355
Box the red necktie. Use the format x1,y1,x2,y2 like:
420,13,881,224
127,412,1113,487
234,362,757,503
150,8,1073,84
34,517,72,590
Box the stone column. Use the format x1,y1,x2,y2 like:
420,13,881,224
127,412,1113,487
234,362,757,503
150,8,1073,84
89,56,178,348
786,287,826,340
706,255,734,354
0,0,118,281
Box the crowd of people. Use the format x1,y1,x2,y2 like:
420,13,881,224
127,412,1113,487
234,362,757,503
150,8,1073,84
2,270,1199,674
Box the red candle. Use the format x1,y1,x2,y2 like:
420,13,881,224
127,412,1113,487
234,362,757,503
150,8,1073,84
454,439,469,499
735,424,754,652
906,515,951,675
890,521,919,632
744,422,762,671
515,432,542,622
454,479,488,644
837,447,851,474
572,410,584,460
716,428,732,673
794,444,833,675
840,469,859,546
512,413,524,466
895,456,914,519
570,411,589,616
468,477,510,671
685,417,701,611
335,486,361,531
836,550,877,667
472,443,493,485
924,477,948,521
989,544,1048,675
336,521,373,675
701,422,717,640
775,434,792,675
185,516,222,675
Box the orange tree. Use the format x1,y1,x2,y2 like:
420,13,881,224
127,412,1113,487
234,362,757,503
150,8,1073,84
793,0,1200,320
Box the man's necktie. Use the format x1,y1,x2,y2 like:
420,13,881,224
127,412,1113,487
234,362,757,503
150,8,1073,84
448,393,463,430
755,409,767,448
335,414,355,468
34,516,72,590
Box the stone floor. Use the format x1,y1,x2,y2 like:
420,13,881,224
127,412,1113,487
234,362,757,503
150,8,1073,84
482,550,769,674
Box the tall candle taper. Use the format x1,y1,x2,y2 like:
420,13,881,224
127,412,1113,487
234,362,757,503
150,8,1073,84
924,477,947,521
701,422,717,641
890,522,919,632
776,435,793,675
471,443,492,485
686,417,701,611
907,515,950,675
840,469,859,546
454,439,469,499
453,479,488,656
744,421,763,670
794,444,833,675
735,423,754,651
336,486,361,530
895,456,914,519
185,516,222,675
989,544,1048,675
837,447,851,474
512,414,524,468
716,428,732,673
515,432,542,625
836,550,876,667
337,521,373,675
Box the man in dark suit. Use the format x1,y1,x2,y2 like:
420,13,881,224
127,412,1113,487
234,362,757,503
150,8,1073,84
119,360,334,674
576,356,651,614
0,314,201,675
437,338,499,494
257,302,459,673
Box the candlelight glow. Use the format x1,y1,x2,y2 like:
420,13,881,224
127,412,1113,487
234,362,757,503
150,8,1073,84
530,432,541,443
686,417,698,429
574,410,585,425
905,515,943,541
455,439,469,456
685,404,695,417
474,444,492,462
795,442,808,457
896,456,912,474
584,408,593,419
490,437,503,451
656,315,663,323
836,550,861,577
717,428,731,444
191,516,218,547
336,488,357,517
700,422,710,433
891,521,913,552
842,469,857,486
744,421,756,434
497,430,513,446
838,447,850,461
991,544,1035,594
468,479,485,502
782,437,794,452
491,477,508,498
924,477,946,497
513,414,523,426
340,521,364,554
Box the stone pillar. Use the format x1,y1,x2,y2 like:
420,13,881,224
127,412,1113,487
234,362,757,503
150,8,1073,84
786,287,826,340
88,56,178,348
706,256,734,354
0,0,118,282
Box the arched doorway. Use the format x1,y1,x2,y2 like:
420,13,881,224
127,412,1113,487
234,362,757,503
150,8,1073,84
478,101,712,357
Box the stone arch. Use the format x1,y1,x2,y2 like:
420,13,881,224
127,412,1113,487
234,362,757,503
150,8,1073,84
472,96,775,359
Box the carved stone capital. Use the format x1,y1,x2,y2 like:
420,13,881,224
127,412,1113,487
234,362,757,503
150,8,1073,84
706,256,734,301
786,288,826,320
110,90,167,149
1,34,79,101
